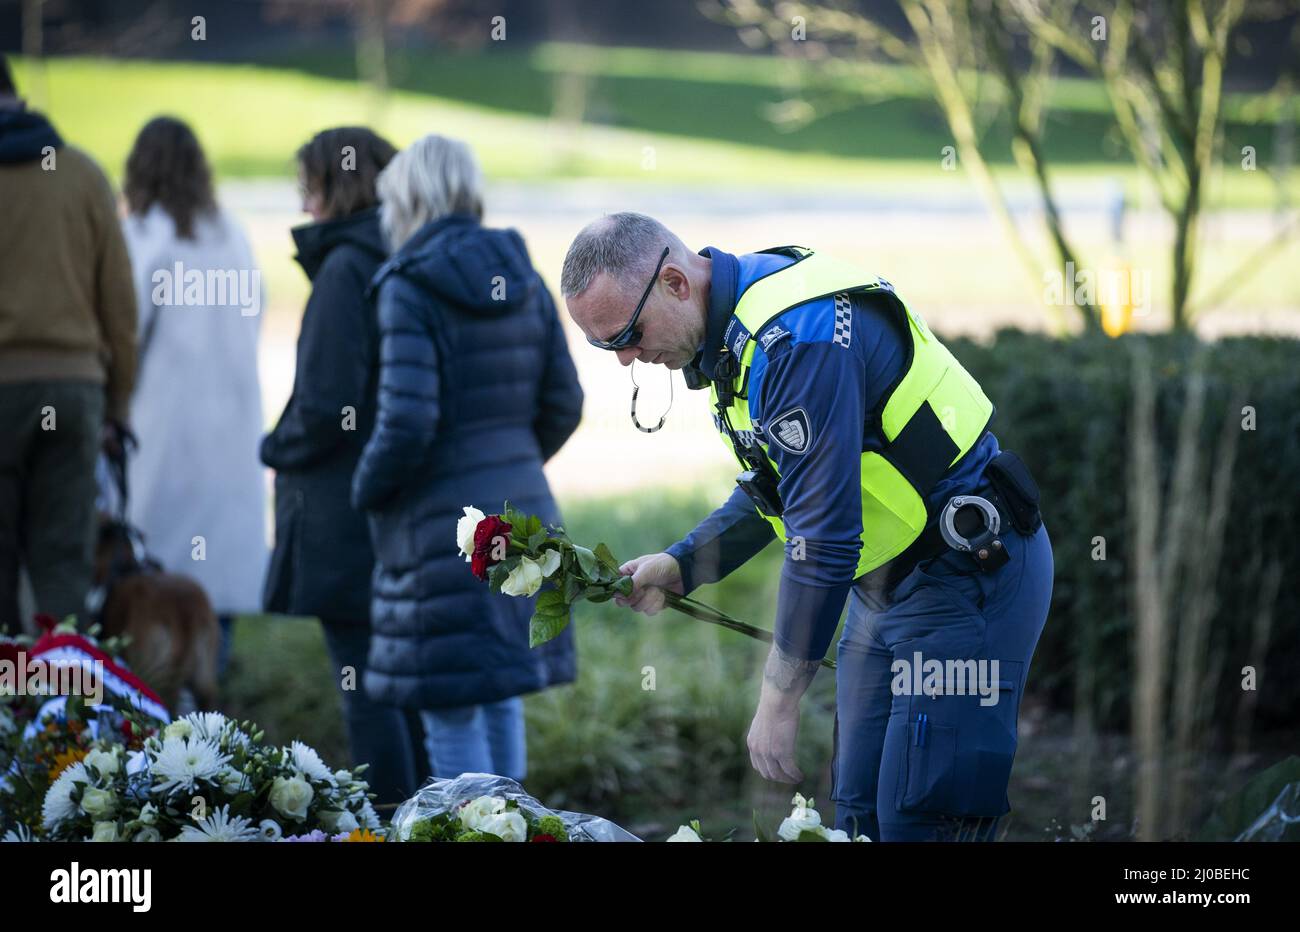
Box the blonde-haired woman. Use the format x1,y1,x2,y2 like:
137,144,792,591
352,134,584,784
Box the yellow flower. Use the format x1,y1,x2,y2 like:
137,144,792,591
342,828,382,843
48,747,88,781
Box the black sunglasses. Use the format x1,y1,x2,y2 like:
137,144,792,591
587,246,671,351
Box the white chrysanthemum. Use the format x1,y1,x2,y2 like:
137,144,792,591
178,711,245,745
286,741,333,783
357,800,381,830
176,804,258,842
1,824,35,842
0,705,15,738
149,735,229,795
42,761,89,830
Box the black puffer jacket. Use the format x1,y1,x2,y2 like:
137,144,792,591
352,214,584,709
261,208,387,624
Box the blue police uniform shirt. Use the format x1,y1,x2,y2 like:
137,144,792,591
666,247,1000,662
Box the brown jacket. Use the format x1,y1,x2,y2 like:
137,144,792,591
0,106,136,420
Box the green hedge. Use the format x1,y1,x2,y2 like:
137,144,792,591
946,329,1300,735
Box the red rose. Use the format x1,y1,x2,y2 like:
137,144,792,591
470,516,512,582
33,613,57,632
530,834,558,842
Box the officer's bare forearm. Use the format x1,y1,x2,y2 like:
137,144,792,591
760,643,820,708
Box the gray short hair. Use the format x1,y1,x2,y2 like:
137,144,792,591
378,134,484,250
560,212,682,298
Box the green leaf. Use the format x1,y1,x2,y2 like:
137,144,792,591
563,574,582,604
529,611,570,647
486,560,513,593
527,529,547,552
527,515,543,537
612,575,634,597
752,810,772,843
571,545,599,579
797,828,828,842
535,589,567,617
593,542,621,573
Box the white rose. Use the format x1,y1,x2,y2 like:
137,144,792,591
80,787,117,818
89,821,118,842
500,557,544,597
459,795,506,831
819,827,850,842
139,802,158,825
855,834,872,842
536,548,561,578
478,810,527,842
666,825,703,842
85,747,119,778
133,827,162,843
777,803,822,841
163,720,193,740
269,775,314,821
456,507,487,560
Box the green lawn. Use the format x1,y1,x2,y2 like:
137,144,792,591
10,48,1297,207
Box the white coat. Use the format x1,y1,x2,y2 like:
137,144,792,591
122,204,267,615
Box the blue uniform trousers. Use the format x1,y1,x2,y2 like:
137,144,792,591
831,478,1053,841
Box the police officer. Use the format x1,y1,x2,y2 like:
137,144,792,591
560,212,1053,842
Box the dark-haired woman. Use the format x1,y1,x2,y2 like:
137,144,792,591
261,127,425,804
122,116,266,673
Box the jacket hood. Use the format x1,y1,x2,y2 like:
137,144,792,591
0,107,63,164
374,214,539,315
291,207,388,280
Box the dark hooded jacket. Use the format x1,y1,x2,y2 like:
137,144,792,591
260,208,388,623
351,214,584,709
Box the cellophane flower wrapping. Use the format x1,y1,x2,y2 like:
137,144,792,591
390,772,641,842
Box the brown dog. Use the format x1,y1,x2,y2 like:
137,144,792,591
93,517,220,713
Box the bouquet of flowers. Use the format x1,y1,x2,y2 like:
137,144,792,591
667,793,873,842
19,710,380,842
457,503,834,668
1,615,165,837
389,772,640,842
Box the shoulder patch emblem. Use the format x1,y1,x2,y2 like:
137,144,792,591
758,323,791,351
769,407,812,455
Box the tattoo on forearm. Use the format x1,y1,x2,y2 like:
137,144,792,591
763,644,820,694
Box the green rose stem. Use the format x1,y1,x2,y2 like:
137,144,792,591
659,591,837,671
479,505,836,670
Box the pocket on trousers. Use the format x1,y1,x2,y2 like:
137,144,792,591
896,671,1020,818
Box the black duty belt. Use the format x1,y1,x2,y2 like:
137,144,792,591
881,449,1043,592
